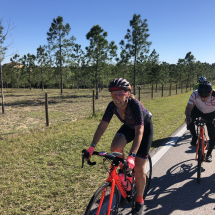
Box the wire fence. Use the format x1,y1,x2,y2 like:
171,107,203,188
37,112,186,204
0,83,193,136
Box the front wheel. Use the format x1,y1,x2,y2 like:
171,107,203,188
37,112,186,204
197,138,202,183
84,182,119,215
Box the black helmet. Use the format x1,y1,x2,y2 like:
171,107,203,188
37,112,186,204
109,78,131,92
198,81,212,97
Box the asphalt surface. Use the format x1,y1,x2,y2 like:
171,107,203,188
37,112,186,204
118,124,215,215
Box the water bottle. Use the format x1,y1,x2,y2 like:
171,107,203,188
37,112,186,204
118,172,133,191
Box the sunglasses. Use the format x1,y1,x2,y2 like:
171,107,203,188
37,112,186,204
111,92,128,99
200,96,209,98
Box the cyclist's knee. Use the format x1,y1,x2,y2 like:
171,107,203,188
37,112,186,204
134,159,146,173
110,146,123,153
134,166,145,177
111,135,126,152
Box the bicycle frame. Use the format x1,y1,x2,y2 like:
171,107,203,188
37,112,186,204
82,150,152,215
195,123,208,162
97,163,129,215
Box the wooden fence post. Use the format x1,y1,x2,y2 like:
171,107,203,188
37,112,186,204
93,90,95,115
138,86,141,101
181,83,183,93
176,84,177,95
161,85,163,97
45,93,49,126
151,84,153,99
169,84,172,96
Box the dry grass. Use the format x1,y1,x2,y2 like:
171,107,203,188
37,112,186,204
0,88,111,137
0,85,188,137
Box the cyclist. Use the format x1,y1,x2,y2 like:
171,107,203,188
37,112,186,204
185,81,215,162
193,76,207,90
86,78,154,215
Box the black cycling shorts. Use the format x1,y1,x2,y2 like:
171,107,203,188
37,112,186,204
115,120,154,159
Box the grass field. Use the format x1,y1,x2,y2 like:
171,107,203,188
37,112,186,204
0,88,191,214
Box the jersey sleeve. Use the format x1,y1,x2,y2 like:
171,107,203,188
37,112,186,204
188,91,198,105
102,101,115,123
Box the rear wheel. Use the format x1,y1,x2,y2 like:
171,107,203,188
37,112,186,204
143,154,152,199
84,182,119,215
197,138,202,183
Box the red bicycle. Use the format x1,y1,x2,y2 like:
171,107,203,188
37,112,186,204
194,117,209,183
82,149,152,215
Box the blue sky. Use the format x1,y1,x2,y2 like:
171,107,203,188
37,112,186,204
1,0,215,64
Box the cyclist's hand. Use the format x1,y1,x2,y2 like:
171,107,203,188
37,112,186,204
85,146,95,161
126,156,135,172
185,116,192,125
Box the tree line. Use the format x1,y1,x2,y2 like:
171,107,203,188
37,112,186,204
1,14,215,101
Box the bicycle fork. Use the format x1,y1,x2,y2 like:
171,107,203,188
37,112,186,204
96,180,116,215
195,134,208,162
96,165,129,215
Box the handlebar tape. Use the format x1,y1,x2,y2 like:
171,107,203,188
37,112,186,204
82,149,96,168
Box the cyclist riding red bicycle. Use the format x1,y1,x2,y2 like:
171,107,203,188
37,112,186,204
185,81,215,162
86,78,154,215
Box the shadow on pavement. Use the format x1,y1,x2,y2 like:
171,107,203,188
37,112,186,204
144,159,215,215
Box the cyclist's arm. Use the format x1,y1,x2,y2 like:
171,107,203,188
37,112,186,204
185,103,195,117
185,103,195,124
91,120,109,147
130,125,144,155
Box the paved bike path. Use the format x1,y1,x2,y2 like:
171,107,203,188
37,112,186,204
119,124,215,214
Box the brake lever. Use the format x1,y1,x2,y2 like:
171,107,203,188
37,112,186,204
82,149,87,168
87,160,96,166
82,149,96,167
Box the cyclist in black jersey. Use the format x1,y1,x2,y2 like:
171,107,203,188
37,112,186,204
86,78,154,215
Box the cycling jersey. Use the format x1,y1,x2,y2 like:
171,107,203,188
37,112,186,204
102,98,152,129
188,90,215,113
193,83,199,90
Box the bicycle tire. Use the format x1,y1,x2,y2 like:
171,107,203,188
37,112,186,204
143,154,152,199
197,138,202,183
84,182,119,215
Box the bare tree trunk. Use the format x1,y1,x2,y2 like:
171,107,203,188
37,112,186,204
29,69,31,90
133,41,137,95
60,40,63,95
11,68,13,88
133,56,136,95
0,53,5,114
77,67,80,90
41,65,44,91
17,69,19,89
95,60,99,99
